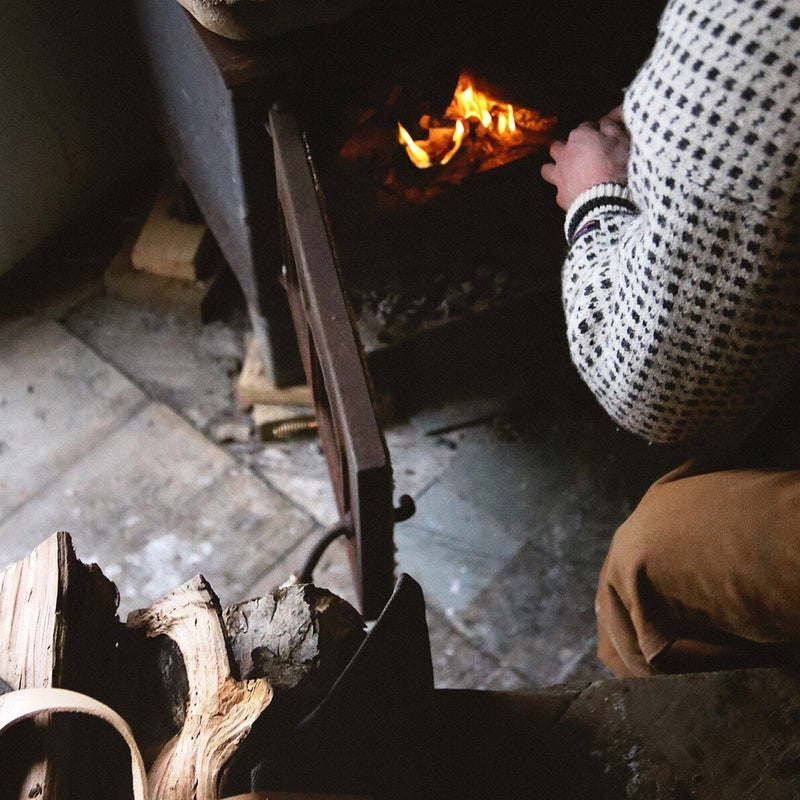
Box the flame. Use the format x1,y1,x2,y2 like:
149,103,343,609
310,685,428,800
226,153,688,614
398,72,550,170
452,83,493,128
497,105,518,135
398,123,431,168
440,118,466,166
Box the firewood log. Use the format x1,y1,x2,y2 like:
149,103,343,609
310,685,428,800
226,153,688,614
0,531,125,800
126,582,366,796
127,576,273,800
224,584,365,691
0,536,367,800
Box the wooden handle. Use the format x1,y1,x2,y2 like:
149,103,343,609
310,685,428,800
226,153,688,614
0,687,148,800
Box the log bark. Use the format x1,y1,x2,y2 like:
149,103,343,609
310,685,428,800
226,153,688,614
224,584,365,690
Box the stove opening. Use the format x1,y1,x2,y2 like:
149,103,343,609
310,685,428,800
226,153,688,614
300,70,565,356
396,69,556,175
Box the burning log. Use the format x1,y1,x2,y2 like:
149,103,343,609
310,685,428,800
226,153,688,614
396,70,557,178
333,69,556,213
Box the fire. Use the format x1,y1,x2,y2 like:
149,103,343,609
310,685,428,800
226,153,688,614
397,71,555,171
398,123,432,169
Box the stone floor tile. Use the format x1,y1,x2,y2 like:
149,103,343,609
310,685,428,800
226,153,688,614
383,421,458,499
425,604,530,690
0,319,147,521
406,395,514,442
64,296,247,431
394,479,525,613
0,401,316,614
426,406,687,555
456,540,613,687
242,438,340,527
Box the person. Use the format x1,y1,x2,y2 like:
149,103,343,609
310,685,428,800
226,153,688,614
541,0,800,677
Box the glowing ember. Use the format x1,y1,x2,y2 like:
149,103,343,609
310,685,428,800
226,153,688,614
398,71,556,171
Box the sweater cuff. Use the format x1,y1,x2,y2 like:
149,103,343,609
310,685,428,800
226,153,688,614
564,183,638,245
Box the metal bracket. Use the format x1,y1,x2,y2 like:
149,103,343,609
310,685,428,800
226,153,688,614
292,494,416,587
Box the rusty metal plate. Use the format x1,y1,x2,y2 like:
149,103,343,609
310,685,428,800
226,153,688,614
269,107,396,619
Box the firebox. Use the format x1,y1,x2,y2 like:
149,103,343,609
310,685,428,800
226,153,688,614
135,0,664,618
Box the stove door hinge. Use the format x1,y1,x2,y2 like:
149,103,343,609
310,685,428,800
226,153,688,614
393,494,416,523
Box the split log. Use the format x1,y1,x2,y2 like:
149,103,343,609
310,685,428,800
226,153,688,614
236,336,313,411
105,233,230,323
0,531,124,800
127,576,273,800
225,583,365,698
131,186,214,282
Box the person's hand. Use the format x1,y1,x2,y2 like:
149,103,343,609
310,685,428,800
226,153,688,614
541,106,631,210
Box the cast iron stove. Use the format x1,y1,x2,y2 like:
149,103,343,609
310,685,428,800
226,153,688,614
135,0,662,618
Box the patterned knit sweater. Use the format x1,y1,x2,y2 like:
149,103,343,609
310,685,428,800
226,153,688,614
562,0,800,444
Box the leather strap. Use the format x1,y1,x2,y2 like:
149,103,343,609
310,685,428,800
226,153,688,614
0,687,148,800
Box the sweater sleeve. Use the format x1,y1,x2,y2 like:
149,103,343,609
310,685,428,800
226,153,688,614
560,0,800,445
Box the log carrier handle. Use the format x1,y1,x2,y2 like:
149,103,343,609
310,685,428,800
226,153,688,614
0,687,148,800
0,688,367,800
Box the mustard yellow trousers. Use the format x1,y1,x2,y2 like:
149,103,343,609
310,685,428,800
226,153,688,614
596,459,800,677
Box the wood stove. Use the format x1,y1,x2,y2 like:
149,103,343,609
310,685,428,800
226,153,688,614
135,0,663,618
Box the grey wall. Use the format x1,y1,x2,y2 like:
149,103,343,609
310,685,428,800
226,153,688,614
0,0,151,276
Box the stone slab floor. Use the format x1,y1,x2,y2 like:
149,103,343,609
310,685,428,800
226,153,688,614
0,266,691,691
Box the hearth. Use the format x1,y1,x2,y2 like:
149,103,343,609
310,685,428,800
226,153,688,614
135,0,664,616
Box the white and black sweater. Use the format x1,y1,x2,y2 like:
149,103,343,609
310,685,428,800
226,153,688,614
562,0,800,444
